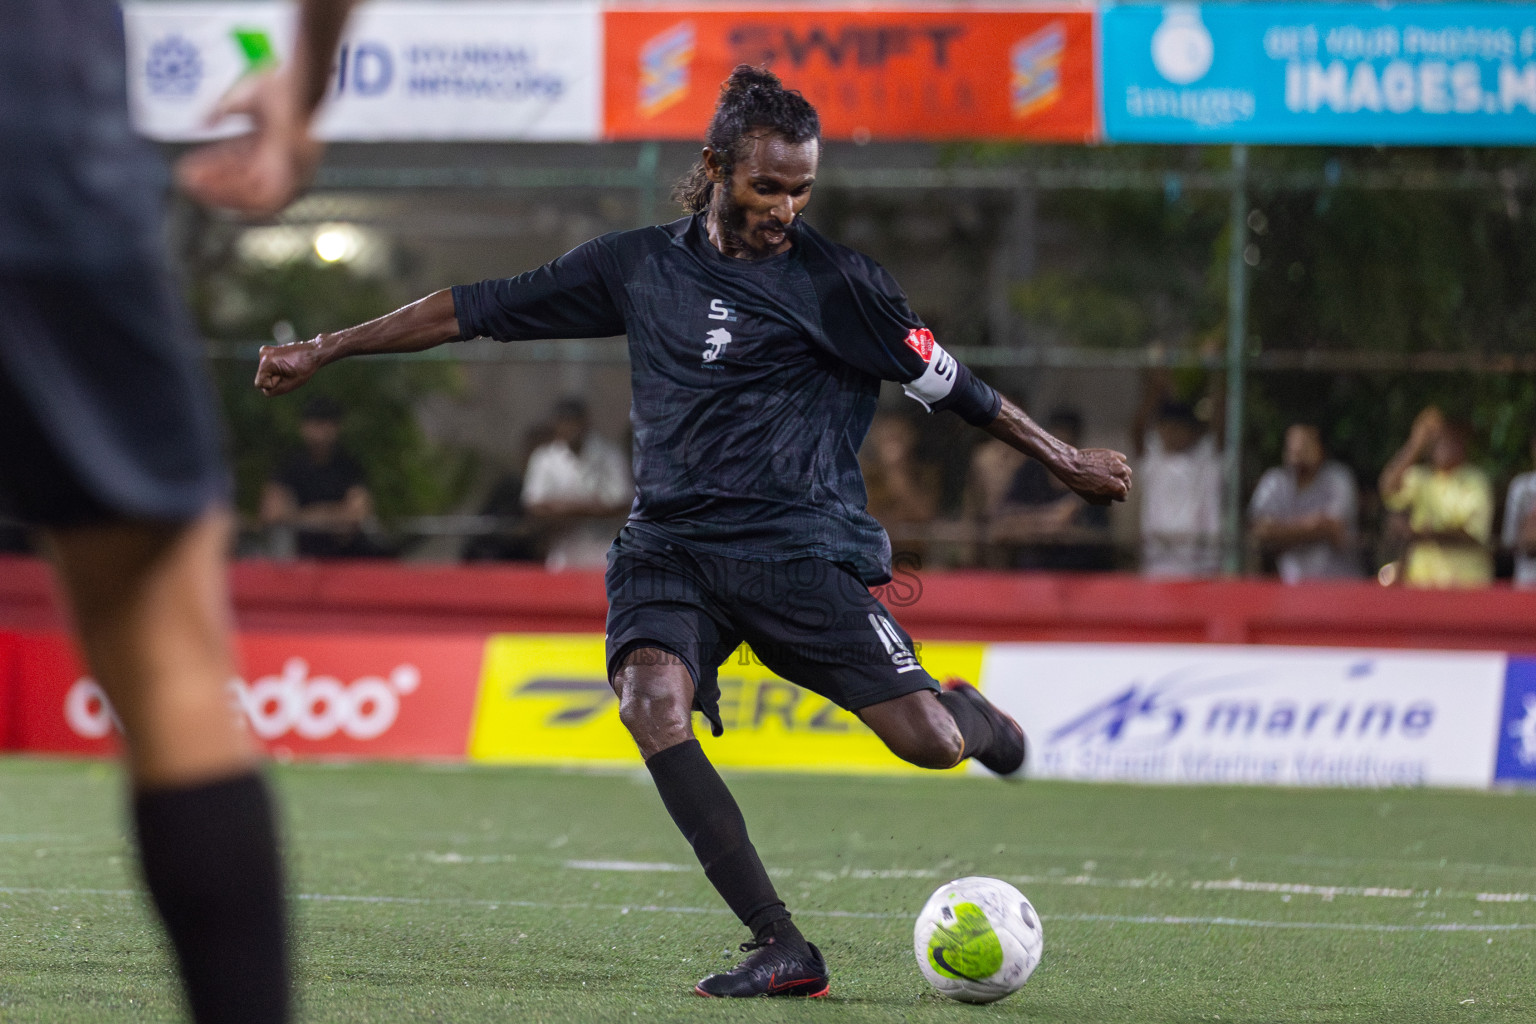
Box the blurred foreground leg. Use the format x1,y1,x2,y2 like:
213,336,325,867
46,510,289,1024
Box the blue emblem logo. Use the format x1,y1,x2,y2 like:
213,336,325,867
1495,658,1536,784
146,34,203,98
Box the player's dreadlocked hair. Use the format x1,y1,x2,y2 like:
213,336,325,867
672,65,822,213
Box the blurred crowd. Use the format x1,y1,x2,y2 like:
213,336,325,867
3,383,1533,590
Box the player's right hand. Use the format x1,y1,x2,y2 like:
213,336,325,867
1058,447,1133,506
254,339,324,396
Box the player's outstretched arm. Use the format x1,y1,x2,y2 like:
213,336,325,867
254,288,460,396
983,396,1132,506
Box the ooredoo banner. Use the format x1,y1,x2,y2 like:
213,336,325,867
603,4,1097,141
0,631,17,750
468,633,985,773
983,643,1508,788
125,1,603,141
1101,2,1536,144
10,632,485,759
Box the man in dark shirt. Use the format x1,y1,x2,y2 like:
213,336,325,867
0,3,355,1022
254,66,1132,998
993,409,1114,570
261,396,376,557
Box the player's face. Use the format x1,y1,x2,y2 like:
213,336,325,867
708,133,818,258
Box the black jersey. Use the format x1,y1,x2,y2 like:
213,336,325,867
452,214,999,585
1,1,169,272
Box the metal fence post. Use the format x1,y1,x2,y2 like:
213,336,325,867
636,141,661,228
1223,144,1250,576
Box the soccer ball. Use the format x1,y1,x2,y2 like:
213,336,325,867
913,876,1043,1004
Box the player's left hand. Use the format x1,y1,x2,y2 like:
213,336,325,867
175,71,321,218
1057,447,1133,506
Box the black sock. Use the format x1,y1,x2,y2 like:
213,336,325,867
938,689,996,762
645,740,808,952
134,772,288,1024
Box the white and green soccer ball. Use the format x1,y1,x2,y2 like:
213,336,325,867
913,876,1043,1004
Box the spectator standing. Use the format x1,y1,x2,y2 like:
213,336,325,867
523,397,632,570
1379,407,1493,588
991,409,1113,571
1501,435,1536,588
1137,399,1223,578
260,396,377,557
1248,423,1361,582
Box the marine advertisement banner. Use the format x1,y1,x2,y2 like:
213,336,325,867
1495,656,1536,786
1101,2,1536,144
603,4,1097,141
984,643,1508,788
468,633,985,774
8,632,486,759
125,1,603,141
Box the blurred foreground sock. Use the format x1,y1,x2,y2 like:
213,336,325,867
134,772,288,1024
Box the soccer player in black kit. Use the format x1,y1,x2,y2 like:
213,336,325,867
2,2,353,1021
256,66,1133,998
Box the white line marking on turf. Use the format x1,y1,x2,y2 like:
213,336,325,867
5,886,1531,934
564,860,692,873
1055,914,1536,933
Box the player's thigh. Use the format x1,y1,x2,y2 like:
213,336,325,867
732,556,940,714
605,531,742,741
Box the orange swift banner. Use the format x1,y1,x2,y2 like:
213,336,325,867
603,5,1097,142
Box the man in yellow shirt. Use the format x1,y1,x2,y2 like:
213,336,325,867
1379,407,1493,587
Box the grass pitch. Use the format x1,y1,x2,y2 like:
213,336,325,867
2,758,1533,1023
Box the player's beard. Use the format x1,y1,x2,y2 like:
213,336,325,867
717,187,791,259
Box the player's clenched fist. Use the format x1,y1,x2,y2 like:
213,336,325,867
1059,447,1133,506
254,339,324,396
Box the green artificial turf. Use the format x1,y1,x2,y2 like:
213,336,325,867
1,757,1533,1023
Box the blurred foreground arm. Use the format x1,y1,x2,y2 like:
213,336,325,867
255,289,461,396
176,0,358,216
984,397,1132,506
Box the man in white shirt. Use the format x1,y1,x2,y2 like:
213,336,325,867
1502,437,1536,588
523,398,632,569
1249,423,1361,583
1139,400,1222,578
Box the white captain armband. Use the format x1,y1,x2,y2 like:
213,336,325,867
899,328,1000,425
900,328,957,409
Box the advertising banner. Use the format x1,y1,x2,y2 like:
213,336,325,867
125,1,603,141
468,633,985,773
10,632,486,759
603,4,1097,141
1101,2,1536,144
983,643,1507,788
1495,656,1536,786
0,631,16,750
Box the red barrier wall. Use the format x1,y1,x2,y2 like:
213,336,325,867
3,554,1534,652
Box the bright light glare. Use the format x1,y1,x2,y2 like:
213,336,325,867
313,225,362,263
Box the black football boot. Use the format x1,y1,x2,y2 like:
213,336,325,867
694,937,830,998
943,678,1027,777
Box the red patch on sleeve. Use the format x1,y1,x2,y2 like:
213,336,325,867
903,327,935,362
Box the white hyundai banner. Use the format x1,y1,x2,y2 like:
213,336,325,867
982,644,1506,789
124,1,603,141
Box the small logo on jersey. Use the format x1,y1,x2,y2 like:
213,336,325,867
703,327,733,364
639,21,695,117
146,34,204,97
904,327,936,362
708,298,738,322
868,613,922,674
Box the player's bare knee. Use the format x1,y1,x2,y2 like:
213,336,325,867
900,727,965,771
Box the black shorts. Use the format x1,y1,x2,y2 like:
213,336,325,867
604,526,939,735
0,263,226,527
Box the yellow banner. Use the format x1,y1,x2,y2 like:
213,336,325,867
468,634,985,775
